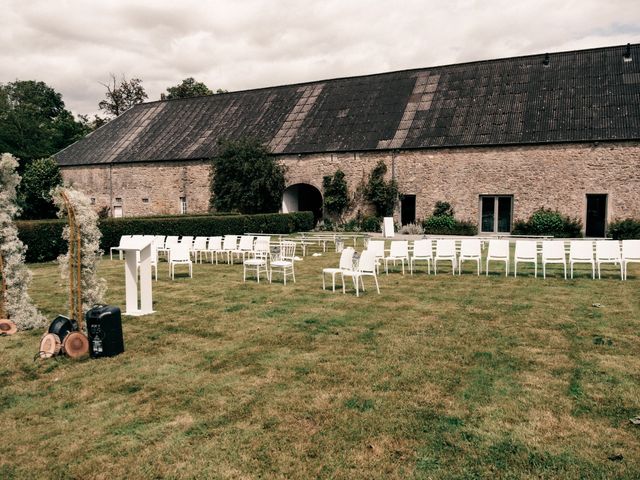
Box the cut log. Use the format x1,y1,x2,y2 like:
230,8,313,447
0,319,17,336
62,331,89,359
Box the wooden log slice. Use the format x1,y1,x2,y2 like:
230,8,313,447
39,333,61,358
0,319,17,336
62,331,89,359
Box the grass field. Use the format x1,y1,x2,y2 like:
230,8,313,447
1,246,640,479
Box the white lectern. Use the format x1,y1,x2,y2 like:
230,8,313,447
383,217,395,238
117,237,154,316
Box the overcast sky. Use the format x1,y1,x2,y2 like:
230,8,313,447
1,0,639,117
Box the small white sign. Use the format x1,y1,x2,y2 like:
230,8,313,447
383,217,395,238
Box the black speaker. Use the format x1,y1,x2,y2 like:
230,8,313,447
48,315,78,342
85,305,125,358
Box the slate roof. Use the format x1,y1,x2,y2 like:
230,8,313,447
56,44,640,166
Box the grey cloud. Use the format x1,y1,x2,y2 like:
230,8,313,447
1,0,638,117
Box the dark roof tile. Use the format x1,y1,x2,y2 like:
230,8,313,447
56,44,640,166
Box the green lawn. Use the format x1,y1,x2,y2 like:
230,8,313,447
1,249,639,479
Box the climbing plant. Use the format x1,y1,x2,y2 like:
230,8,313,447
322,169,349,220
0,153,46,330
364,160,398,217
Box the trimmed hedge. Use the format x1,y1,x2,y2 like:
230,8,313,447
16,219,67,263
17,211,314,263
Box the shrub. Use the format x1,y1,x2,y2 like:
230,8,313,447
433,201,454,217
360,216,381,233
17,212,314,263
512,208,582,238
422,216,478,236
364,161,398,217
399,223,424,235
422,201,477,235
322,170,349,219
608,218,640,240
15,219,66,263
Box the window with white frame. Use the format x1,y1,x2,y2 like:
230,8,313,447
479,195,513,233
180,196,187,214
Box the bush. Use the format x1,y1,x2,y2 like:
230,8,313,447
422,216,478,236
322,170,349,218
15,219,67,263
17,212,314,263
360,216,381,233
608,218,640,240
433,201,454,217
398,223,424,235
364,161,398,217
512,208,582,238
422,201,477,235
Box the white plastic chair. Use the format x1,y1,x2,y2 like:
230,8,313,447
410,239,433,274
110,235,132,260
514,240,538,277
222,235,238,264
569,241,595,279
243,240,270,283
191,237,208,263
542,241,567,279
206,236,223,264
367,240,386,274
163,236,180,262
340,250,380,297
383,240,409,275
180,236,194,248
595,241,622,280
169,243,193,280
234,235,255,263
270,241,296,284
486,240,510,276
253,236,271,255
622,240,640,280
153,235,166,258
322,247,355,291
458,239,481,275
434,239,456,274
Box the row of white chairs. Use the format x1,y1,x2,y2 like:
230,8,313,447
363,239,640,279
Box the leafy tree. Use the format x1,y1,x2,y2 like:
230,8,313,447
78,114,108,132
98,74,148,117
18,157,63,219
164,77,213,99
322,169,349,219
364,160,398,217
0,80,86,163
210,138,285,214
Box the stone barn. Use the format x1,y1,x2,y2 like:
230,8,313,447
56,43,640,236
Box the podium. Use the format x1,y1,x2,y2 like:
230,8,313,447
116,238,155,316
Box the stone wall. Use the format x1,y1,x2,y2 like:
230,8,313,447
62,160,211,217
61,141,640,232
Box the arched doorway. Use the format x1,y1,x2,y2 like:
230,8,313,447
282,183,323,223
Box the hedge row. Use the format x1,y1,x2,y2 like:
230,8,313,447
17,211,314,263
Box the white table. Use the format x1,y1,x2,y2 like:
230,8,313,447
117,238,155,316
